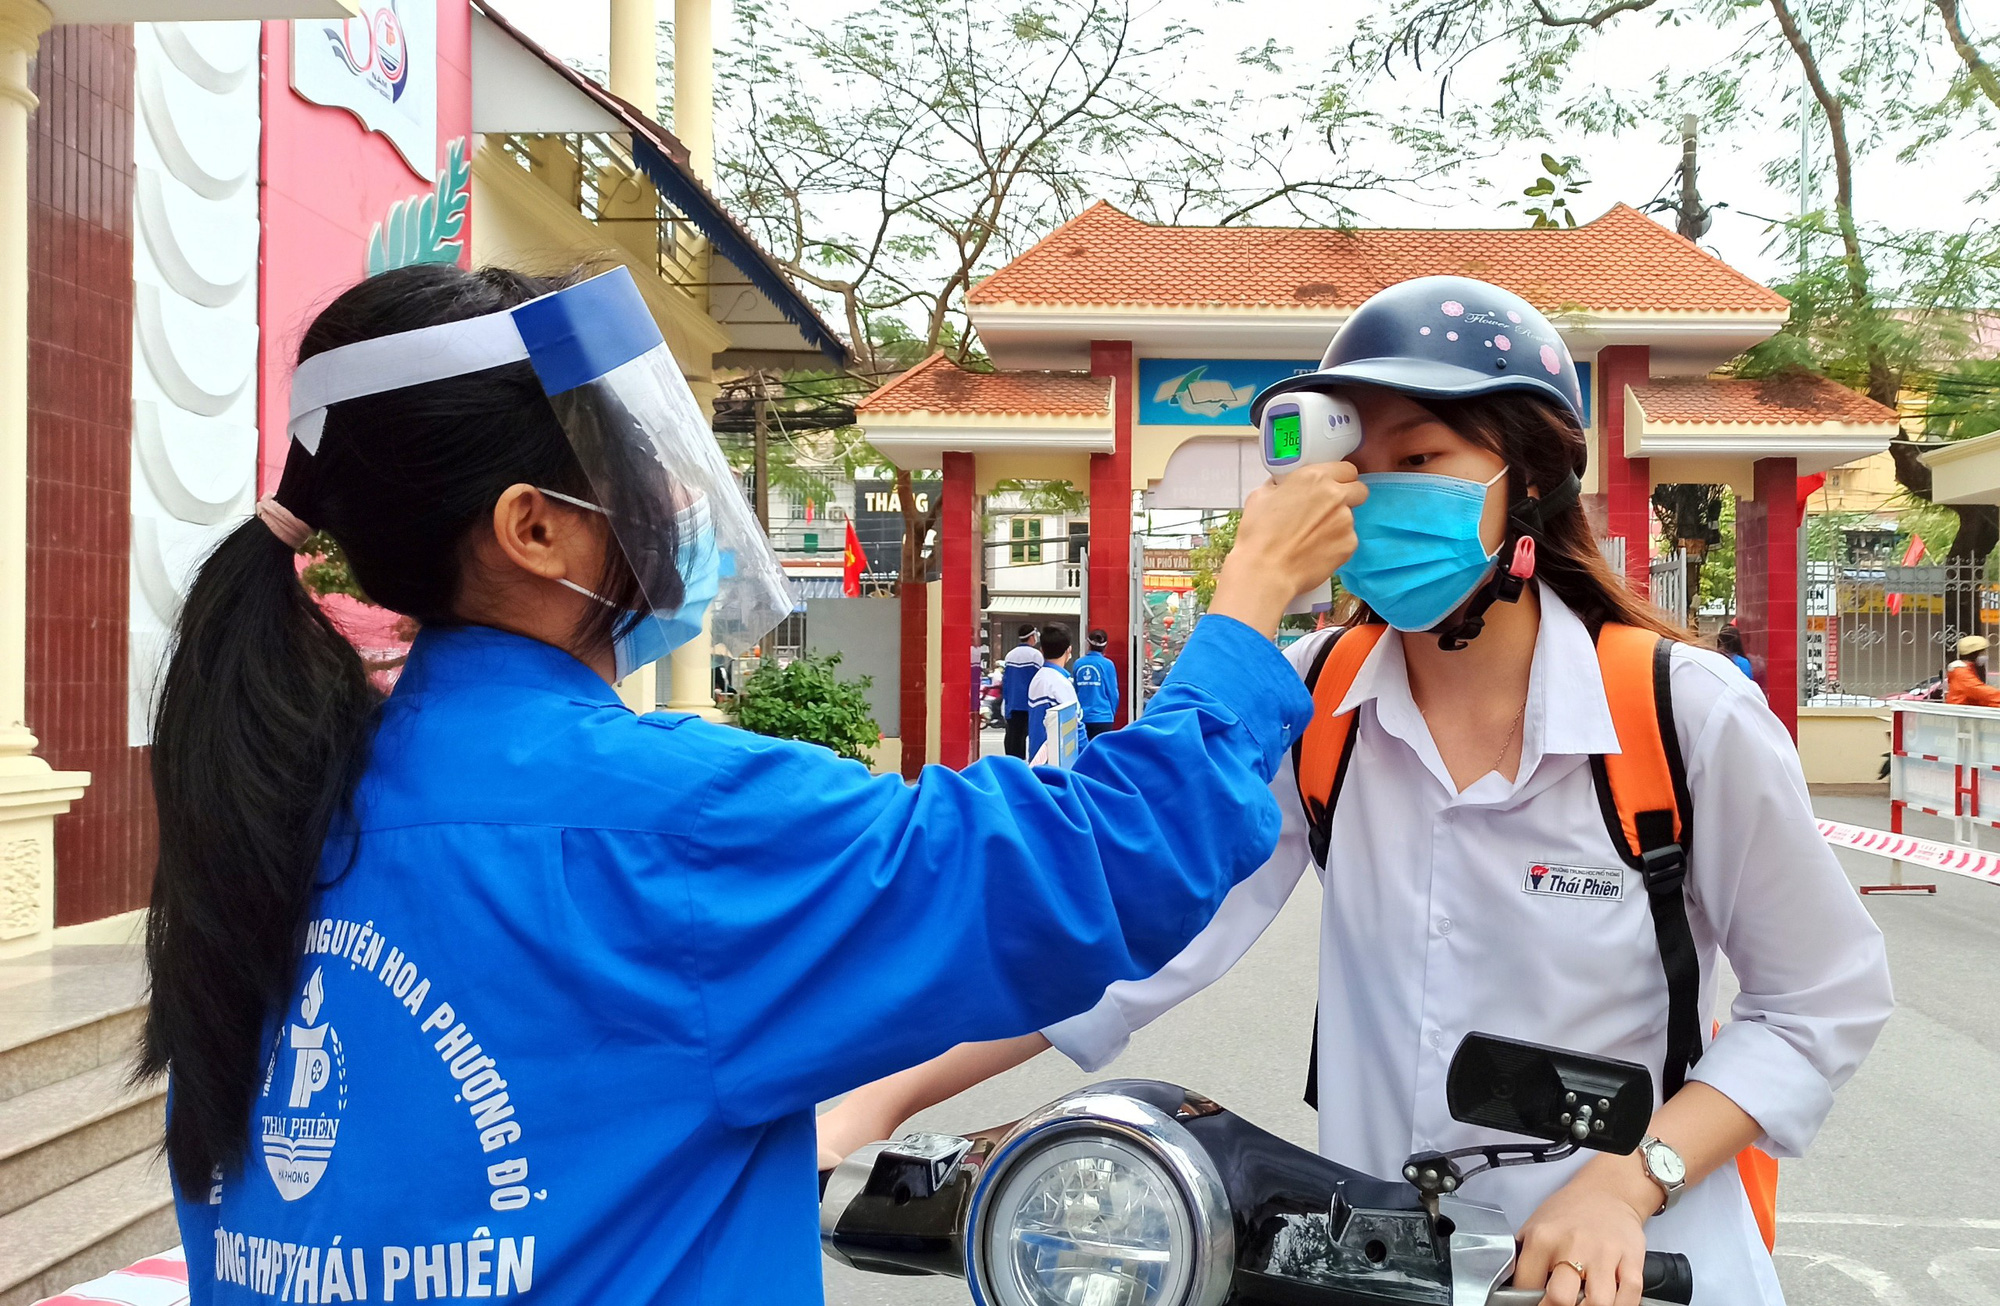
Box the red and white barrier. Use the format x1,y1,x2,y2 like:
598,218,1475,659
34,1248,187,1306
1818,819,2000,887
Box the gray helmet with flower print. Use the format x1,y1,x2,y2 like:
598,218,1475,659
1250,275,1584,424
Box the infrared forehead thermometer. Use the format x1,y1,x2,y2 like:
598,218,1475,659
1259,390,1363,613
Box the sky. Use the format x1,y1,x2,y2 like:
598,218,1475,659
491,0,1990,289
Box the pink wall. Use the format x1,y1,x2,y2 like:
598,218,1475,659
258,4,473,649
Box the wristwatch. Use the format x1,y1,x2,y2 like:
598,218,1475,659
1637,1135,1688,1213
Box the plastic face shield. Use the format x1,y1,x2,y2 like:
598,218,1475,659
287,266,793,672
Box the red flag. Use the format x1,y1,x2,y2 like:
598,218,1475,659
1797,472,1826,514
842,519,865,597
1887,533,1926,615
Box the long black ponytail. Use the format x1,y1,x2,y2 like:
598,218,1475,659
142,264,639,1194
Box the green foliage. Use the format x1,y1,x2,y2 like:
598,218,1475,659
733,652,882,763
991,479,1088,515
1508,153,1590,228
1700,497,1735,608
1189,511,1239,609
719,0,1470,371
299,531,370,603
1922,356,2000,444
1894,498,1962,558
367,137,470,276
1804,507,1867,564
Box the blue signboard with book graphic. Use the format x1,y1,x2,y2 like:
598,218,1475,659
1140,357,1594,429
1138,360,1317,427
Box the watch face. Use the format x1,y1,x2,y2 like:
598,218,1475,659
1646,1140,1687,1186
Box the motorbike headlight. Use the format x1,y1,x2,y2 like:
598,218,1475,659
966,1087,1233,1306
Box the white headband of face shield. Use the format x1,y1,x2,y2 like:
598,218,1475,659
286,312,533,455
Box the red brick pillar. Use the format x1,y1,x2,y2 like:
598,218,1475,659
1598,345,1652,596
898,579,927,779
1089,342,1134,724
940,452,978,769
1736,458,1800,738
26,27,147,925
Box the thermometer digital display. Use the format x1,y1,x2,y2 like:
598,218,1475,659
1269,411,1302,462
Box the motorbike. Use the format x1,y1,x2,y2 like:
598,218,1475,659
820,1032,1696,1306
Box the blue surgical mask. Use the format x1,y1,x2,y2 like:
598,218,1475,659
547,492,721,680
1336,469,1506,632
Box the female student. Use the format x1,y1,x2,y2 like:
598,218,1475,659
818,277,1894,1306
141,263,1367,1304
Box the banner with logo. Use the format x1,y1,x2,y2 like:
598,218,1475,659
292,1,438,179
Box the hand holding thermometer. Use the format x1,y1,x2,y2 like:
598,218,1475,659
1259,390,1363,613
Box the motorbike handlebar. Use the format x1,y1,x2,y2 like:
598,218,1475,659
1486,1251,1692,1306
1641,1250,1694,1302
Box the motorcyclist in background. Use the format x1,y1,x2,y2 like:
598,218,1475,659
1946,635,2000,706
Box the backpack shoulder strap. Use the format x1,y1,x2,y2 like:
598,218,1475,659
1293,623,1388,869
1590,622,1703,1098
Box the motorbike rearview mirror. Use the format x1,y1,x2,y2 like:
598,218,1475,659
1446,1033,1652,1156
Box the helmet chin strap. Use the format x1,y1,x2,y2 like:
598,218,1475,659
1431,471,1582,652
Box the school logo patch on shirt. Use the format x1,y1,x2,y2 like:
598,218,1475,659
1522,861,1625,901
259,965,347,1200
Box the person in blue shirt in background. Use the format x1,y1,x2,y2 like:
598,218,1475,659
1072,626,1121,740
1717,620,1757,681
1026,624,1087,764
999,625,1043,758
138,263,1367,1305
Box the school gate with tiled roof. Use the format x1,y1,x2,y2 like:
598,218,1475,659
857,203,1904,771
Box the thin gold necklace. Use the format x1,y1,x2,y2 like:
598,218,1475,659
1488,700,1527,776
1423,696,1527,778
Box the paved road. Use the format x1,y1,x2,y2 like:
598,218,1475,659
822,794,2000,1305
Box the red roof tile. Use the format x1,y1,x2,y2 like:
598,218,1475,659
967,201,1787,315
858,352,1112,418
1631,373,1900,426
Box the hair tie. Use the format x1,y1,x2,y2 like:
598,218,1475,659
256,496,313,551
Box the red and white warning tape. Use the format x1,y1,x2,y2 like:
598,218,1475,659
1818,819,2000,886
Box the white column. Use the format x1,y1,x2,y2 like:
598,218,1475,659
672,0,712,182
661,0,719,717
0,0,92,959
608,0,658,118
614,661,658,715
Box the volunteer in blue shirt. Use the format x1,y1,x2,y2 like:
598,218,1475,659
1000,625,1043,758
1072,627,1121,739
139,263,1366,1305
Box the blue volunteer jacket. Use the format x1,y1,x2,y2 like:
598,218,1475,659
172,619,1310,1304
1072,650,1120,723
1001,643,1043,713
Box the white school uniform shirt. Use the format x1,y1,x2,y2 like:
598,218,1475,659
1027,663,1082,765
1045,589,1893,1305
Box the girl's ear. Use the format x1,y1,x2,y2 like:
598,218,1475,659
489,485,603,586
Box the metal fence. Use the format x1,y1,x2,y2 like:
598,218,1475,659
1650,552,1688,626
1803,559,2000,705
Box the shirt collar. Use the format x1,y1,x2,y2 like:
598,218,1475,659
1332,586,1622,785
392,624,624,708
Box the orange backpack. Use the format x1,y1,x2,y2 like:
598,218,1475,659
1293,621,1778,1250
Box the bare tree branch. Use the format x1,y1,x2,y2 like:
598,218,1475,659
1530,0,1657,29
1767,0,1896,405
1935,0,2000,114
